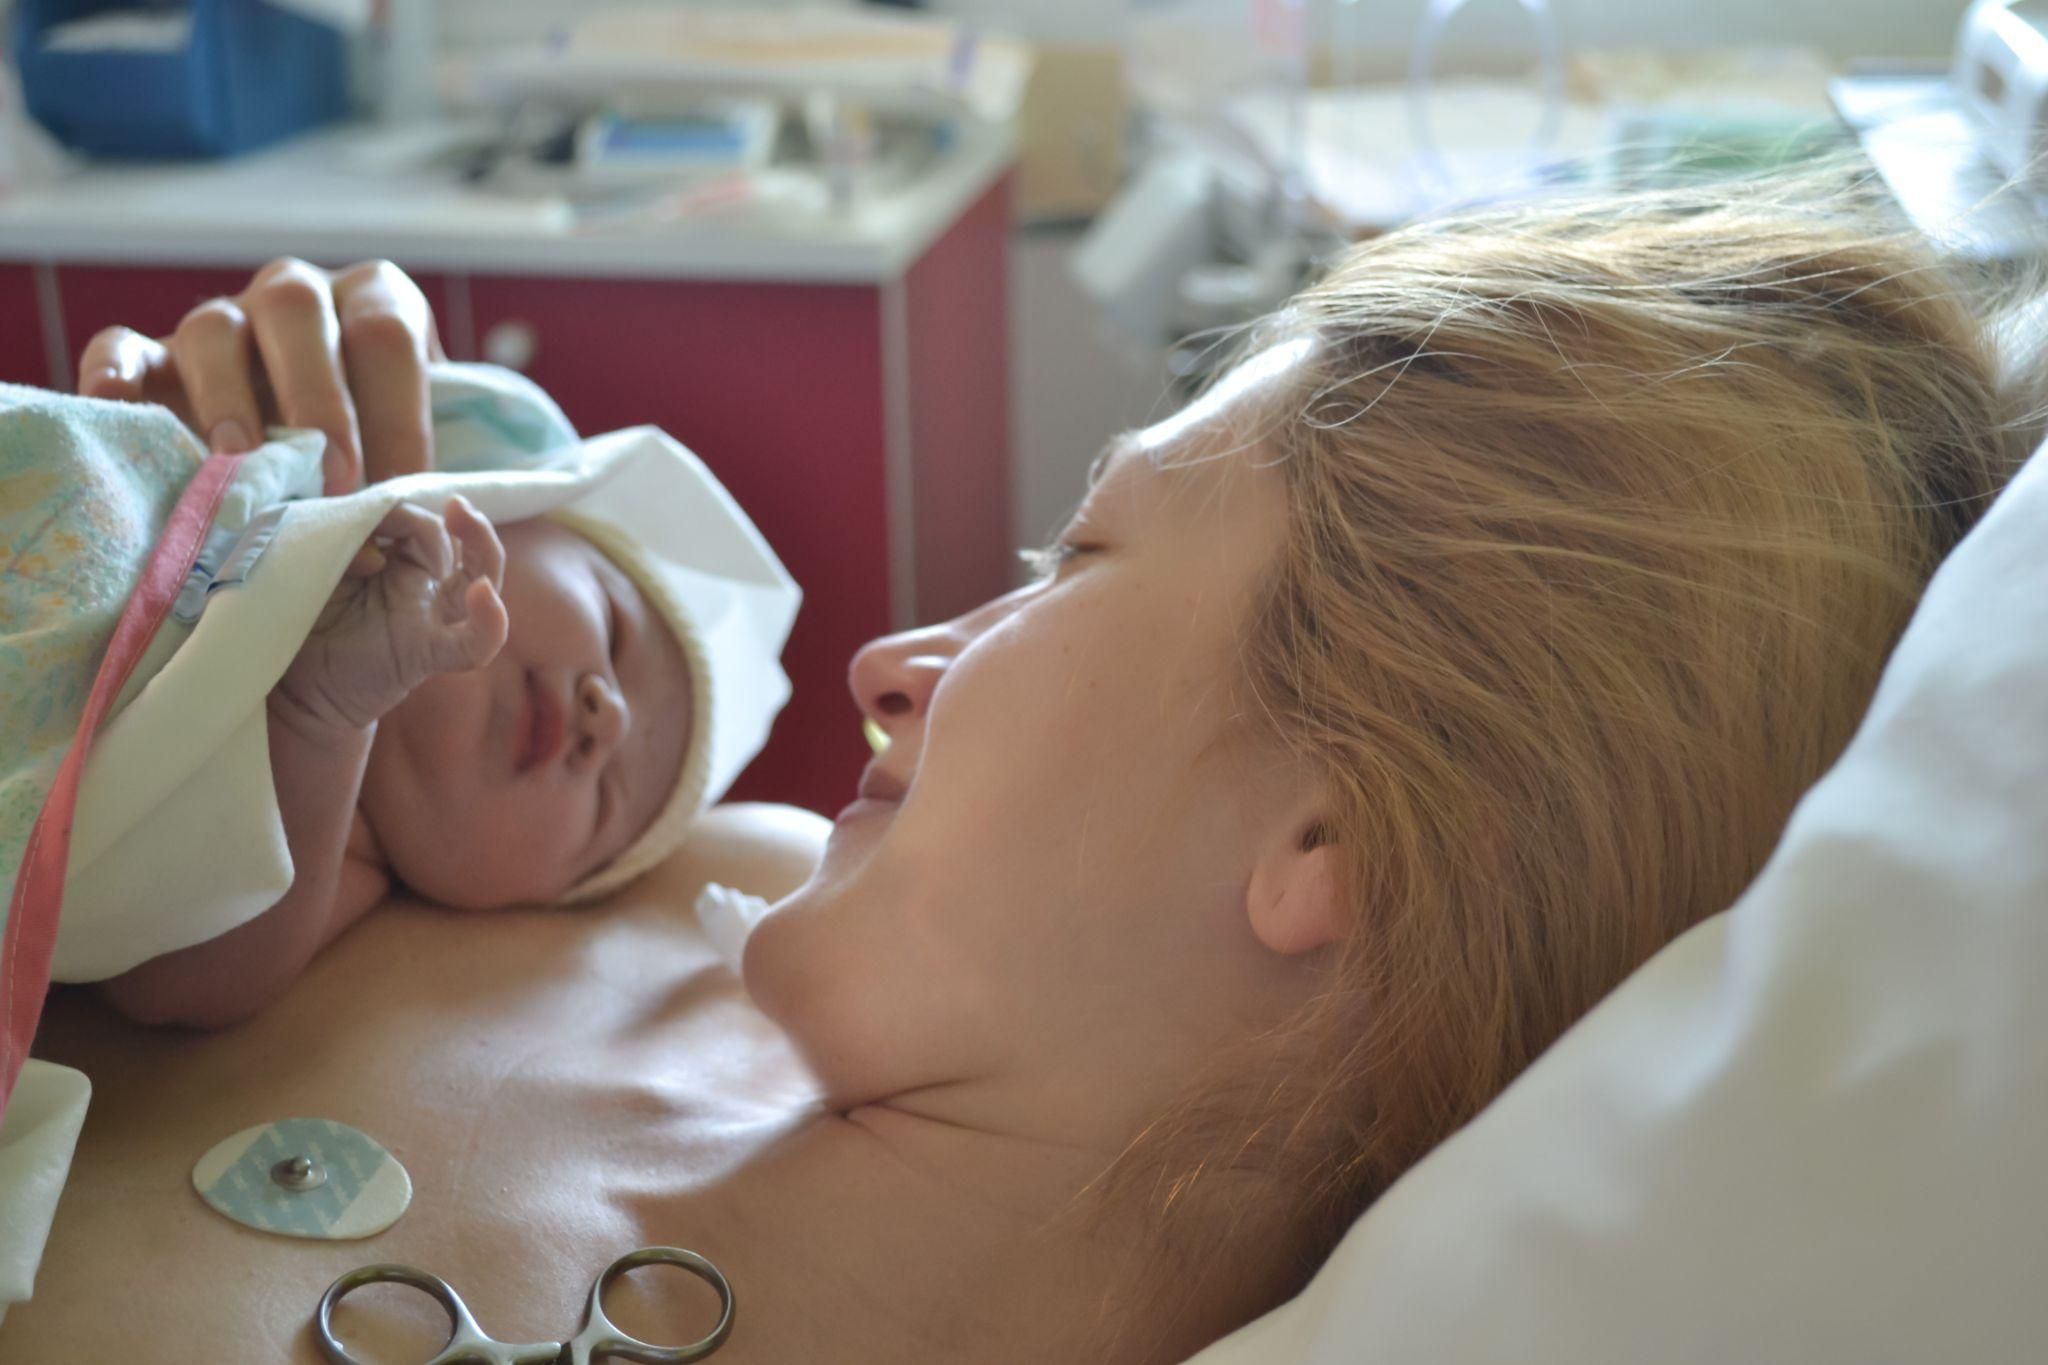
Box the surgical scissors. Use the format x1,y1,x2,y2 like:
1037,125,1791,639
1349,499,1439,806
315,1246,734,1364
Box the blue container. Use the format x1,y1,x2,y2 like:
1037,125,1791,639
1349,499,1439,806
13,0,346,159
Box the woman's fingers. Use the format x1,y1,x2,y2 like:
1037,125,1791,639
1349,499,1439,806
336,297,431,487
334,259,444,359
75,327,198,426
168,299,264,453
77,257,447,492
242,258,363,495
76,325,150,401
334,260,440,485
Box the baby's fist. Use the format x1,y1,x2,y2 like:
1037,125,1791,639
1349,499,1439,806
277,496,509,733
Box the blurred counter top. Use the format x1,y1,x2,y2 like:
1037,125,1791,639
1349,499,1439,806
0,116,1015,282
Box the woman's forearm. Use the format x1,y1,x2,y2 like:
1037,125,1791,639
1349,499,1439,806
98,695,388,1029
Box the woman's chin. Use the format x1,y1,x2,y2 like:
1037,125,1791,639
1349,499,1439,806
736,891,805,1021
738,885,876,1068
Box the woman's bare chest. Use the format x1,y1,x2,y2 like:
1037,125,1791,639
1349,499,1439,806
8,883,813,1362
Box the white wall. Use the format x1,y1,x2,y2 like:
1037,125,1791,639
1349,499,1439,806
1009,226,1176,553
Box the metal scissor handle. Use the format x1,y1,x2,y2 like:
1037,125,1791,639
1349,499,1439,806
315,1262,563,1364
564,1247,735,1364
316,1249,734,1365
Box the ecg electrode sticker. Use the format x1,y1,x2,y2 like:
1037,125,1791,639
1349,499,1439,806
192,1116,412,1240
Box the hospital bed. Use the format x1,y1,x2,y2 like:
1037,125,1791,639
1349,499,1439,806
7,439,2048,1360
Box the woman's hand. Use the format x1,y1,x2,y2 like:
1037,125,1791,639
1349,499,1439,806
76,257,444,495
275,496,507,735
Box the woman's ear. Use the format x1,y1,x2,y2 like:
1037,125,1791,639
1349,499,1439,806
1246,822,1348,956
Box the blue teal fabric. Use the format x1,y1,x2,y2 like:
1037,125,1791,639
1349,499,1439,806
0,390,316,925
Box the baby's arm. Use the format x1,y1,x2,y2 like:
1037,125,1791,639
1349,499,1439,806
99,497,507,1028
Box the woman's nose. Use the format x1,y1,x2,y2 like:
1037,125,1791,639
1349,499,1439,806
849,624,961,734
573,671,629,767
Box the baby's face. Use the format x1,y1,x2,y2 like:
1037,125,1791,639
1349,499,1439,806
360,519,693,908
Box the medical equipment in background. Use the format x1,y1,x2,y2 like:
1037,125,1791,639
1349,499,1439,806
316,1248,735,1364
1407,0,1565,202
1953,0,2048,190
576,103,780,186
1828,0,2048,264
442,6,1031,211
459,96,779,215
446,6,1030,125
1075,0,1564,374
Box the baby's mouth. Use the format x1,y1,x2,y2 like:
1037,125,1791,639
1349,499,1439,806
515,669,565,774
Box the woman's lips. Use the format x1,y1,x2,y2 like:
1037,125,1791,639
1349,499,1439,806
837,764,907,822
515,670,565,774
857,765,908,803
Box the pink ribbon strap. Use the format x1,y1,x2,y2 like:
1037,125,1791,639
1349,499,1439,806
1,451,247,1118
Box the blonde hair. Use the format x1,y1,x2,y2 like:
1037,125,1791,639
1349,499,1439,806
1124,173,2043,1293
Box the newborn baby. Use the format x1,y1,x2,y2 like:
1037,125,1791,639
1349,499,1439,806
3,363,797,1029
98,497,708,1026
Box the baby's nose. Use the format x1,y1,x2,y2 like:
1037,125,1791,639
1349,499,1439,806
576,671,630,758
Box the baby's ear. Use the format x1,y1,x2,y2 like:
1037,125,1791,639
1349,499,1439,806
1246,820,1348,956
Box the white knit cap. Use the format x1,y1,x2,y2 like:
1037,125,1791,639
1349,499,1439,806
547,508,717,904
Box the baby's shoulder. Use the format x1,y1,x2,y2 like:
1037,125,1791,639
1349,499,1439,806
636,803,828,907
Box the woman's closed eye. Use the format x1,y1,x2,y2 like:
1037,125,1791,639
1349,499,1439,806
1018,538,1103,581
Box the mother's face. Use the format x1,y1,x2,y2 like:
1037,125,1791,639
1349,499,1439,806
745,345,1334,1112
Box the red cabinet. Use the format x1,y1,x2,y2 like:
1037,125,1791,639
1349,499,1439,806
0,175,1013,815
900,173,1015,626
0,265,50,387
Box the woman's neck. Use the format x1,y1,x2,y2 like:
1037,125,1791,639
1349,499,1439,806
695,1092,1311,1364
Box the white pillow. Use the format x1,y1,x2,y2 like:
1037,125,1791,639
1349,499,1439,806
1190,447,2048,1364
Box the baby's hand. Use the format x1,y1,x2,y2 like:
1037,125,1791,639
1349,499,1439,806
275,496,508,733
